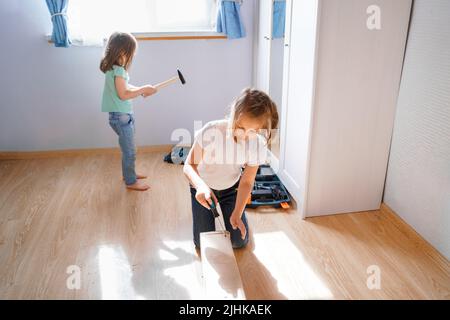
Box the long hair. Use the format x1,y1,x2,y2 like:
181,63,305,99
100,32,137,73
228,88,279,143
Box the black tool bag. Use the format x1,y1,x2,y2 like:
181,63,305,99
163,146,191,165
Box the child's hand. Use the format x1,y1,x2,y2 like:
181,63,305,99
195,185,217,209
230,212,247,240
141,85,157,97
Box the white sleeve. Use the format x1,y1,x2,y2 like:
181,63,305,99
193,121,214,148
246,135,269,167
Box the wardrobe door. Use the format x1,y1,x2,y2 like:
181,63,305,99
278,0,320,217
255,0,273,93
305,0,412,217
268,0,288,163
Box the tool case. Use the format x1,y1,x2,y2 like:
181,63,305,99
246,165,291,209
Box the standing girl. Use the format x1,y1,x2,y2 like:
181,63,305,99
183,88,279,248
100,32,157,191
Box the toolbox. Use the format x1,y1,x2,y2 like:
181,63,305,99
246,165,291,209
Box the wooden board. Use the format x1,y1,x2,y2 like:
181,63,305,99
200,231,246,300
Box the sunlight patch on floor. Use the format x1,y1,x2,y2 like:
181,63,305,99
160,240,204,299
253,231,333,299
97,245,145,300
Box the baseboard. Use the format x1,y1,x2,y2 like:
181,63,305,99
381,202,450,260
0,144,173,160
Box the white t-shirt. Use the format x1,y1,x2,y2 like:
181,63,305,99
194,119,268,190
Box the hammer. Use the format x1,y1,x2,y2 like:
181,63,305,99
155,69,186,90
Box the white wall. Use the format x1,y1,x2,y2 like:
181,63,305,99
0,0,254,151
384,0,450,259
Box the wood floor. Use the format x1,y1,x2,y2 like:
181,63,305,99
0,152,449,299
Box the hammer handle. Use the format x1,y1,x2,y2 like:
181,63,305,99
155,76,179,90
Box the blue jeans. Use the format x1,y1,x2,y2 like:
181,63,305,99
190,181,249,249
109,112,137,185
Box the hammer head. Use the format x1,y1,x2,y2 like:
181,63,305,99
177,69,186,85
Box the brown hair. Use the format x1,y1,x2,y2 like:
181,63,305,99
100,32,137,73
229,88,279,143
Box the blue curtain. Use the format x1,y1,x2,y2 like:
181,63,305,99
272,0,286,39
216,0,246,39
46,0,71,47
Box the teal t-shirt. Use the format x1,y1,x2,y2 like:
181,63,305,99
101,65,133,113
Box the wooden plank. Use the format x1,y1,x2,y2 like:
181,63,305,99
200,231,246,300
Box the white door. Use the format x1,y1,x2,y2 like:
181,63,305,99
255,0,273,93
304,0,412,217
278,0,320,217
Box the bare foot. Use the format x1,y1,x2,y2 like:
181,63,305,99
123,174,147,180
126,181,150,191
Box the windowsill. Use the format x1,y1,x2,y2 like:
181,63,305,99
132,31,227,40
46,31,227,46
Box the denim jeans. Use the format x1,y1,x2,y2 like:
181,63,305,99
190,181,249,249
109,112,137,185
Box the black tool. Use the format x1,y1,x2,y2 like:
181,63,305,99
209,200,226,233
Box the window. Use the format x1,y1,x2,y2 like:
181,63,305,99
67,0,219,44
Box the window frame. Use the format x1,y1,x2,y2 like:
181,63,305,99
49,0,226,44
